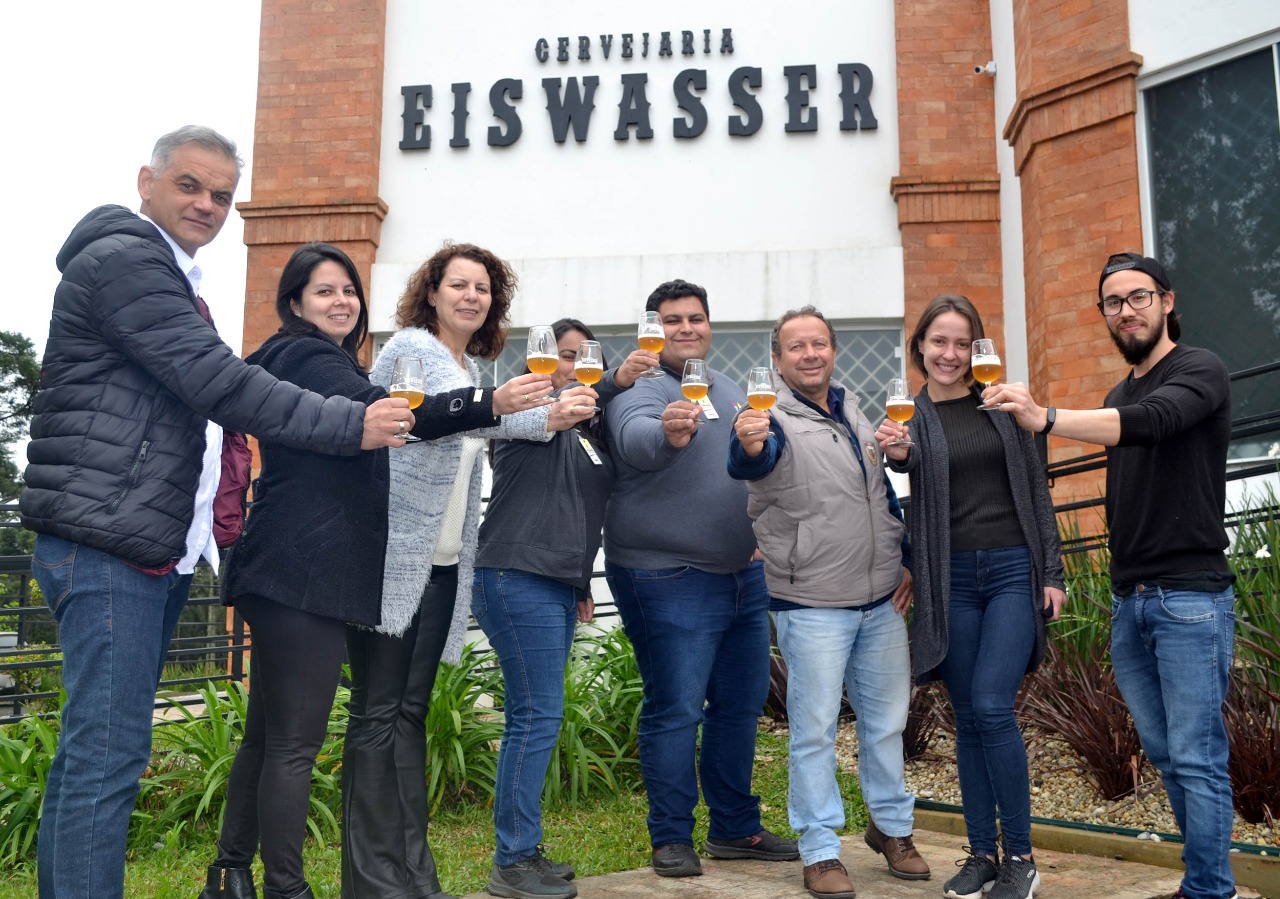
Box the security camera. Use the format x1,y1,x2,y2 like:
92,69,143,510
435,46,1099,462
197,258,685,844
974,61,997,77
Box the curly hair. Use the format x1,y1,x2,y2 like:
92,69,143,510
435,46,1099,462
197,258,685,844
907,293,986,380
396,242,517,360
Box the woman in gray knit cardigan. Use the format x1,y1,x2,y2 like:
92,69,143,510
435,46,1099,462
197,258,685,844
874,294,1065,899
340,243,596,899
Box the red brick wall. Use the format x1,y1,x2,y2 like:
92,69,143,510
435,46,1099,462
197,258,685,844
238,0,389,366
892,0,1005,388
1005,0,1144,502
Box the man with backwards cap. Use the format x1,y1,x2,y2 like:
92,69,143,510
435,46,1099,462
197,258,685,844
989,253,1238,899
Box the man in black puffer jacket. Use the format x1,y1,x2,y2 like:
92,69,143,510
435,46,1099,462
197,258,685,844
20,125,413,899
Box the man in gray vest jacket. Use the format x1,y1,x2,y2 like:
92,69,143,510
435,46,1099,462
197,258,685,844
729,306,928,899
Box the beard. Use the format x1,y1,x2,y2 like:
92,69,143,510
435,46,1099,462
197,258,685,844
1108,307,1166,366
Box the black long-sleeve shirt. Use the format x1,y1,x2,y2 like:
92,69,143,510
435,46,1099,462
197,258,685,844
1105,344,1234,594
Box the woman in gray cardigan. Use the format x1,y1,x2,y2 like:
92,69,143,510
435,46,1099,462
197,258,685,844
341,244,596,899
875,294,1065,899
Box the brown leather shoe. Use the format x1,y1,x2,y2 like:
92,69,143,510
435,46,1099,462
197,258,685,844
863,819,931,880
803,858,857,899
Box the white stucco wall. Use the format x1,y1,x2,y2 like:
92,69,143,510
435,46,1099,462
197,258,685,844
373,0,903,331
1129,2,1280,76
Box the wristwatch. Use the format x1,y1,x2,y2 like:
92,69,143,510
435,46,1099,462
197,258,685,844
1040,406,1057,435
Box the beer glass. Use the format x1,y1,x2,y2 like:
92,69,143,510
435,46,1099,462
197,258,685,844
389,356,425,443
526,325,558,375
746,365,776,438
681,359,708,401
746,366,777,410
637,311,665,379
885,378,914,446
574,340,604,385
971,338,1003,411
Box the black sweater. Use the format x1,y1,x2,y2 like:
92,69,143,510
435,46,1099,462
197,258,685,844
1105,344,1234,593
221,329,498,625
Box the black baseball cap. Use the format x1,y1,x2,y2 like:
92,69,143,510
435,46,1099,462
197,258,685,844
1098,252,1172,298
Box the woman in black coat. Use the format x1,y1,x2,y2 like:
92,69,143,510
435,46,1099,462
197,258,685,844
198,243,500,899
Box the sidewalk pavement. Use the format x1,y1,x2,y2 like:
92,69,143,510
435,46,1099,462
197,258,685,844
460,827,1263,898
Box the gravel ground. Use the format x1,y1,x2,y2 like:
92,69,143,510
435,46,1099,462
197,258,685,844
829,720,1280,850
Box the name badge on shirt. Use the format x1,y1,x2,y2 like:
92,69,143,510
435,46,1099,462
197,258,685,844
578,436,604,465
697,396,719,420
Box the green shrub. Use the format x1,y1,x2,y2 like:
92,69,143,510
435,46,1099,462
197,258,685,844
424,644,504,813
0,712,58,866
545,627,644,803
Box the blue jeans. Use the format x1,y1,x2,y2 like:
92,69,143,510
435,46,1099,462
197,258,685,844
938,546,1037,857
31,534,192,899
774,602,914,865
1111,585,1236,899
605,561,770,847
472,569,578,866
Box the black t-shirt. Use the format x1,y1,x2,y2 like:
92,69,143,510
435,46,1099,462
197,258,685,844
1104,344,1234,594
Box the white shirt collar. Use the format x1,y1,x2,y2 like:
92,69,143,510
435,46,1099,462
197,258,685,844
137,211,203,298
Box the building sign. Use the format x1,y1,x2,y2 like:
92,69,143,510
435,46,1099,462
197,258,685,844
398,28,878,150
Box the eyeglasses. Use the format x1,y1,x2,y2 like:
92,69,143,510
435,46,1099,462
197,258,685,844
1097,289,1163,316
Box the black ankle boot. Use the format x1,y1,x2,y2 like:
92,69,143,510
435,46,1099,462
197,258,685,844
198,864,258,899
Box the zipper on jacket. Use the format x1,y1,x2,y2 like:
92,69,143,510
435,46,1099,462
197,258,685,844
107,439,151,514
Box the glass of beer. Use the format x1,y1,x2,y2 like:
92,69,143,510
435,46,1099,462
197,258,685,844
746,366,777,410
637,311,666,379
746,365,776,438
885,378,915,446
971,338,1003,411
681,359,709,401
389,356,425,443
526,325,558,376
574,340,604,385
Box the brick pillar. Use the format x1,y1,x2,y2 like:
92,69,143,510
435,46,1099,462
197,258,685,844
237,0,389,368
891,0,1004,392
1004,0,1143,502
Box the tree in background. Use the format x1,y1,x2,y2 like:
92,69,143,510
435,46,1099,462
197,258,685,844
0,330,40,508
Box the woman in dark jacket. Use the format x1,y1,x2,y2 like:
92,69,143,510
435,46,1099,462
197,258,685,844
471,319,654,899
198,243,500,899
874,294,1066,899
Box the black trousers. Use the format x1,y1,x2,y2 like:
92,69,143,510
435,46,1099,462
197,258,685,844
215,593,347,898
341,565,457,899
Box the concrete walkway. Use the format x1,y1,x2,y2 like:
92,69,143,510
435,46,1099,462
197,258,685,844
460,827,1265,898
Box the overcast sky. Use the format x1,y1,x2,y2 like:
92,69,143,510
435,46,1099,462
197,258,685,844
1,1,263,360
0,2,262,463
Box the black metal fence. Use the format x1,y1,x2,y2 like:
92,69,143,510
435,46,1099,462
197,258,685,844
1,359,1276,725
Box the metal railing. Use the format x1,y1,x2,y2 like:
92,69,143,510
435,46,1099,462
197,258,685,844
1,358,1275,723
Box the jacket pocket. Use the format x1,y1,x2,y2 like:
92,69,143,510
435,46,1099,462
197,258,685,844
106,439,151,514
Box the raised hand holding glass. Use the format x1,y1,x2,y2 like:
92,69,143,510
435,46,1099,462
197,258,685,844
389,356,424,443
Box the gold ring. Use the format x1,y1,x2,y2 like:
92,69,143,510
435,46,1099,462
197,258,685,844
523,394,529,402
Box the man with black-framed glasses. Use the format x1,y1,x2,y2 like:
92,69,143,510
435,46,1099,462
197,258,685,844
989,252,1238,899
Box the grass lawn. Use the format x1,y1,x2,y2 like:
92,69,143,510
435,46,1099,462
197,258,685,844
0,728,866,898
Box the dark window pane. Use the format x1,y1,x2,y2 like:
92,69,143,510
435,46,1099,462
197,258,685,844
1147,47,1280,456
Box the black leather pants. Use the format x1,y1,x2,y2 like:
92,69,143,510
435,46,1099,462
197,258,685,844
341,566,457,899
214,593,346,898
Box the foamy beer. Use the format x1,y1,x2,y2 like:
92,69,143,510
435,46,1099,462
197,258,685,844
886,378,914,446
638,311,665,379
682,358,708,401
747,366,777,410
574,340,604,385
970,338,1003,411
527,325,558,374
